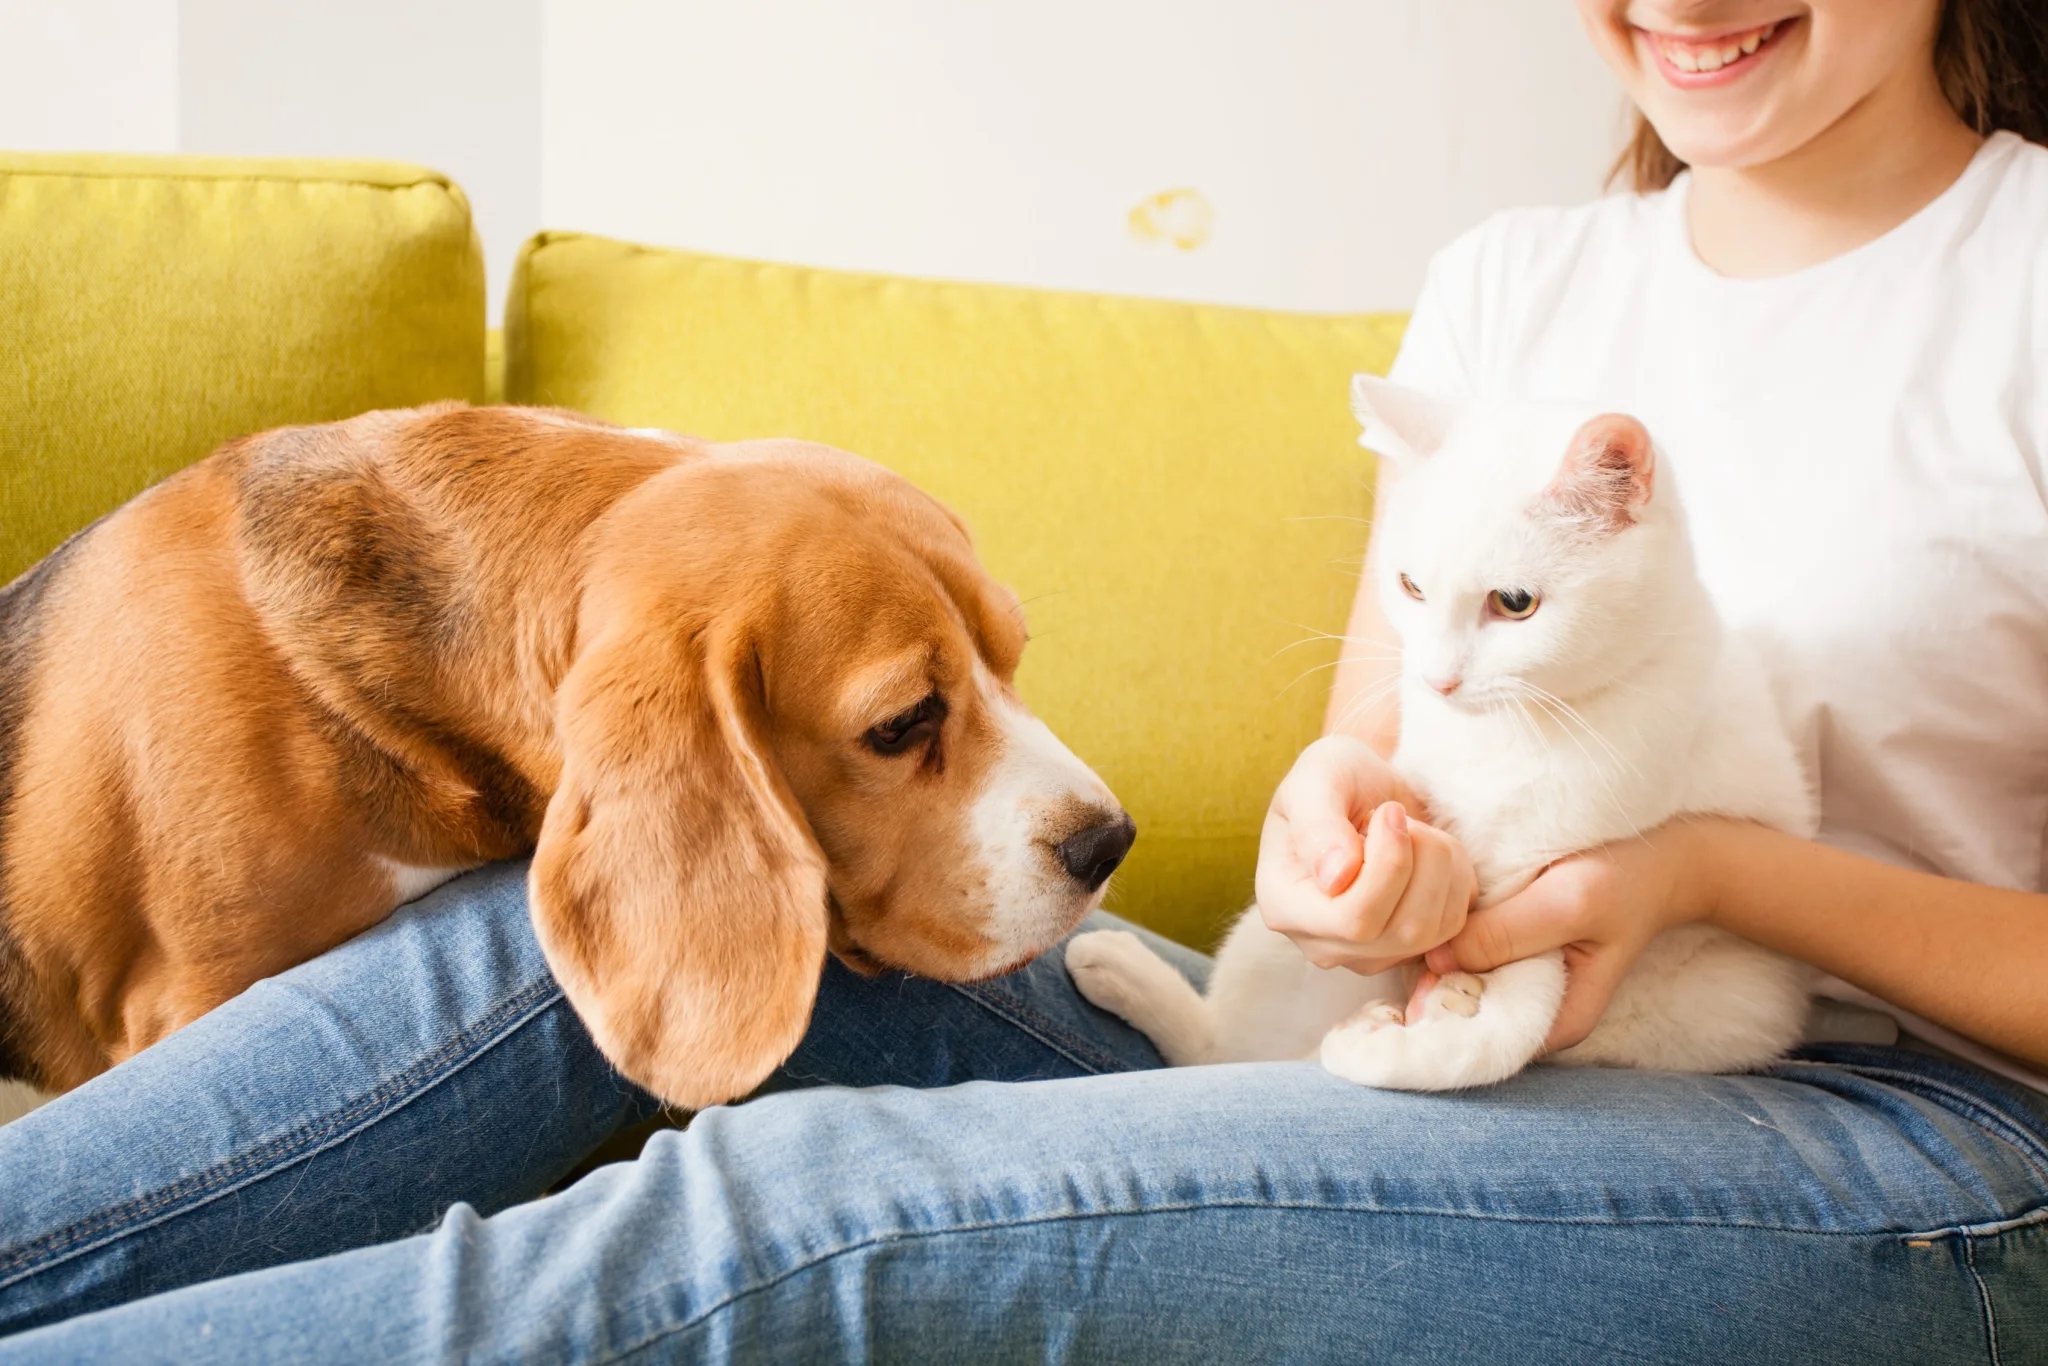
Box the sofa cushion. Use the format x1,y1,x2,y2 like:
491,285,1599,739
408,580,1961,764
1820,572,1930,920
0,153,485,582
507,231,1404,947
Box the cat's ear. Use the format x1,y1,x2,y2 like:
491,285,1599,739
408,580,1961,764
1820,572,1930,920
1544,413,1656,530
1350,374,1457,466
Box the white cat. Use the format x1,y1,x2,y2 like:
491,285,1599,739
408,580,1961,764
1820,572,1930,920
1067,375,1818,1090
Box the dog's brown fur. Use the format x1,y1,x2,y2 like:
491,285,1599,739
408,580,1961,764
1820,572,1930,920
0,404,1119,1106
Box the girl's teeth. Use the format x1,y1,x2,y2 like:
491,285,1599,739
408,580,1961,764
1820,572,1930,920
1658,21,1776,75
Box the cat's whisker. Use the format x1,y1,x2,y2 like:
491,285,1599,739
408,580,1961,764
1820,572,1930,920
1504,693,1546,752
1327,678,1403,733
1522,693,1635,808
1513,688,1639,834
1491,693,1545,757
1512,679,1641,781
1265,621,1400,662
1338,676,1404,713
1273,653,1402,698
1265,631,1345,660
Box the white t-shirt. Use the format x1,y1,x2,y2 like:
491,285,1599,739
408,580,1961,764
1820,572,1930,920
1390,131,2048,1089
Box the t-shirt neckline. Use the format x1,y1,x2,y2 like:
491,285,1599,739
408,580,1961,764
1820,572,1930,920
1665,130,2019,290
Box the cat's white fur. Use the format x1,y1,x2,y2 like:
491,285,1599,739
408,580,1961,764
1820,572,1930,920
1068,376,1818,1090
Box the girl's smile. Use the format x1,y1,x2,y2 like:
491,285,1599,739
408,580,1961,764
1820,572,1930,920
1639,17,1793,88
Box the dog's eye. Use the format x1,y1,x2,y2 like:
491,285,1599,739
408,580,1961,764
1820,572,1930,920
1488,588,1539,620
865,692,947,756
1398,573,1424,601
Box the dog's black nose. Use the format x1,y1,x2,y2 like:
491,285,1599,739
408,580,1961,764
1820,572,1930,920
1057,812,1137,891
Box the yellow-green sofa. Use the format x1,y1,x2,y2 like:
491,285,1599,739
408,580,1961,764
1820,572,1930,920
0,151,1402,953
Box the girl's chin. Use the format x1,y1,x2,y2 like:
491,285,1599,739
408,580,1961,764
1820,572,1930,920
1641,121,1808,175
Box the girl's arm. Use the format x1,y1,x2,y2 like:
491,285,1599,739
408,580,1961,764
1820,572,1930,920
1321,467,1404,757
1427,818,2048,1071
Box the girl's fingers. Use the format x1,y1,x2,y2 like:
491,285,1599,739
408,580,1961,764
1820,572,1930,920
1428,836,1476,948
1276,812,1478,963
1275,739,1394,898
1310,829,1363,897
1383,825,1451,956
1274,768,1367,897
1346,802,1414,929
1546,946,1630,1052
1273,802,1411,944
1425,874,1574,975
1290,937,1413,976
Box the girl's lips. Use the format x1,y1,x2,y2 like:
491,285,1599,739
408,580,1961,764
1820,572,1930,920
1639,17,1795,89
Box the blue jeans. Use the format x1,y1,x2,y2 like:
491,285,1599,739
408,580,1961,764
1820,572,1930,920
1,863,2044,1362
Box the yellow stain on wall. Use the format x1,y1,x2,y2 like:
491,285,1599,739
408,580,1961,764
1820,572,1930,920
1128,188,1215,251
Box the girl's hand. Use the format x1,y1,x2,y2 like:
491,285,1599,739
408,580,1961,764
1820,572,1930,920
1422,820,1724,1051
1254,736,1478,974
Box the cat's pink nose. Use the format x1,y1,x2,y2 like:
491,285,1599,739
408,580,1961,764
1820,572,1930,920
1427,674,1462,697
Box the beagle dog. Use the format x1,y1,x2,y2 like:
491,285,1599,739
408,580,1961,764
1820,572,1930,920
0,404,1134,1107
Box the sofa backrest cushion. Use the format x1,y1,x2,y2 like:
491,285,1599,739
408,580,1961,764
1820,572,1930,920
0,153,485,582
507,230,1404,947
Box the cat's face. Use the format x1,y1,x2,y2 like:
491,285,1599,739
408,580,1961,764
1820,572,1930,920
1354,377,1683,714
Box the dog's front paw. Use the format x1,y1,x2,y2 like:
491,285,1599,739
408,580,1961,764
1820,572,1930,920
1065,930,1170,1023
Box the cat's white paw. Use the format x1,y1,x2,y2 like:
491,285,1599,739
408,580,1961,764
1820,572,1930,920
1319,973,1528,1091
1321,1014,1473,1091
1065,930,1168,1022
1340,1000,1408,1031
1066,929,1216,1066
1425,972,1484,1020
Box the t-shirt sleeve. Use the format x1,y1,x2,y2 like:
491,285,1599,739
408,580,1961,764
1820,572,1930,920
1386,230,1487,402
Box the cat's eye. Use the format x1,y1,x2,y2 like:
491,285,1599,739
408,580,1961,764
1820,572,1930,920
1398,573,1424,601
1488,588,1540,620
865,692,947,756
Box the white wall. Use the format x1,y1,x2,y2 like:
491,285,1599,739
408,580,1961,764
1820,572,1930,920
1,2,1626,318
541,1,1625,311
178,0,542,316
0,0,178,151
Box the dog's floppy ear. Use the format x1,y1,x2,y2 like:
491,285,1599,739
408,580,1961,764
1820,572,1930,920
529,613,828,1109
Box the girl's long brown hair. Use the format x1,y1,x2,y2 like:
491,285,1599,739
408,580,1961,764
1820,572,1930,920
1613,0,2048,191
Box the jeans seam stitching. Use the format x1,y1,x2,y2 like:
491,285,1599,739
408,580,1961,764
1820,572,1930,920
1964,1235,2000,1365
591,1202,1987,1366
940,981,1132,1076
1898,1205,2048,1243
0,976,564,1288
